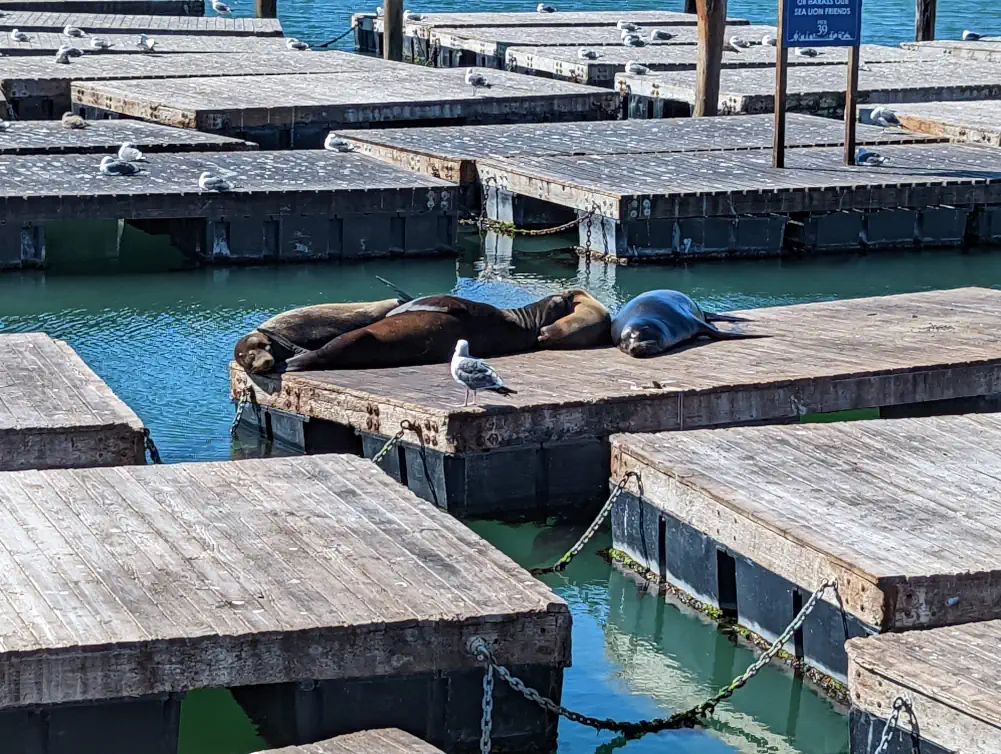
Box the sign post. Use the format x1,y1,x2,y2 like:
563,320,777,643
776,0,864,166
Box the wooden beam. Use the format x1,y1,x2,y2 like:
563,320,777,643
255,0,276,18
773,0,788,167
693,0,727,117
383,0,404,61
844,44,860,165
915,0,936,41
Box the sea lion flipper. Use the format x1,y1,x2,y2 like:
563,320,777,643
704,311,753,323
375,275,415,303
701,321,770,341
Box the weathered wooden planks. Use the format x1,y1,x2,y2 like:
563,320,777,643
274,730,445,754
0,332,145,470
340,114,940,185
0,10,284,35
902,38,1001,64
0,29,287,54
0,454,569,751
0,118,257,155
848,622,1001,753
864,100,1001,147
71,67,620,147
617,59,1001,116
0,0,201,14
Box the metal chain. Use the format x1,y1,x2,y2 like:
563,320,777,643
371,426,407,464
369,420,441,508
459,213,591,237
230,390,250,436
142,428,163,464
469,580,837,739
478,657,495,754
530,471,639,575
873,697,918,754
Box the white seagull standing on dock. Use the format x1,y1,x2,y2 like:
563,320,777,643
62,24,86,37
577,48,599,59
465,67,490,93
762,33,776,46
91,37,113,49
199,171,234,191
117,142,145,162
648,29,673,40
536,3,556,12
324,132,354,151
963,30,982,41
55,44,83,63
869,106,902,130
856,147,889,166
136,33,156,52
728,35,750,52
100,155,142,176
62,112,87,129
286,37,310,50
9,29,30,42
450,340,517,406
624,60,649,75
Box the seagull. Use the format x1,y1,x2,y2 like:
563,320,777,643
375,5,383,14
795,47,819,57
869,106,902,130
624,60,649,75
117,142,145,161
537,3,556,12
577,48,599,60
63,24,86,37
616,20,639,31
324,132,354,152
100,156,142,176
55,48,72,63
622,34,645,47
648,29,673,40
450,340,517,406
286,37,309,50
859,60,871,71
91,37,113,49
199,171,234,191
61,112,87,129
856,147,888,166
211,0,232,14
0,120,10,131
136,33,155,51
9,29,29,42
465,67,490,93
57,43,83,57
403,10,423,21
762,33,776,46
728,35,750,52
963,30,982,41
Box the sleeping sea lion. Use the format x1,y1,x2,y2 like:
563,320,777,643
611,289,767,358
537,289,612,350
284,292,580,372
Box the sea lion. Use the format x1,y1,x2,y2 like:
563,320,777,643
284,292,580,372
611,289,766,358
537,289,612,350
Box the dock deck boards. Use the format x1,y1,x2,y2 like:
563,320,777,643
278,730,444,754
475,142,1001,219
0,0,201,15
72,67,620,145
617,59,1001,115
902,38,1001,64
0,453,569,708
385,10,747,29
0,118,257,154
848,622,1001,753
340,114,939,184
230,287,1001,455
0,10,283,35
0,332,145,470
875,99,1001,146
0,29,287,54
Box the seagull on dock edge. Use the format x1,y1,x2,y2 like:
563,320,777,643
450,339,517,406
856,147,889,166
100,156,142,176
465,68,491,94
869,106,902,130
199,172,234,191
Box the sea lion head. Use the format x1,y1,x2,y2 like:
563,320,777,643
234,331,275,374
616,320,665,358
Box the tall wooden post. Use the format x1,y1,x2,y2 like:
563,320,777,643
255,0,276,18
915,0,936,41
693,0,727,117
383,0,404,62
844,44,860,165
772,0,788,167
685,0,697,13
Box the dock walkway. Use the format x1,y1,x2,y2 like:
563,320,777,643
848,622,1001,753
0,10,283,35
277,730,445,754
0,151,459,267
610,414,1001,681
0,454,569,753
902,38,1001,64
231,288,1001,517
0,0,201,15
0,29,286,54
0,333,145,470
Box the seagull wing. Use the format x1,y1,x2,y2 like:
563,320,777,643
454,357,504,391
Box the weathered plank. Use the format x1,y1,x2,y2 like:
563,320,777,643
0,29,287,54
379,9,749,30
902,38,1001,64
617,59,1001,116
71,67,620,146
0,10,283,35
865,99,1001,147
0,332,145,470
339,113,940,184
273,730,445,754
0,118,257,155
848,622,1001,753
0,0,201,15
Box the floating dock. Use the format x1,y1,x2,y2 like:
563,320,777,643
476,141,1001,259
0,454,569,753
72,67,620,147
0,118,257,155
230,288,1001,517
0,151,458,267
277,730,445,754
0,10,284,35
7,49,393,118
0,29,287,55
847,622,1001,753
0,332,145,470
617,59,1001,117
0,0,202,14
862,99,1001,147
902,38,1001,64
610,412,1001,681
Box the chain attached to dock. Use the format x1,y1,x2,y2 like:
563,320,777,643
469,580,838,745
873,696,919,754
463,176,594,237
230,389,255,436
371,421,441,508
530,471,640,576
142,428,163,465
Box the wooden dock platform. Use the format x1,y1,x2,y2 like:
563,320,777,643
0,118,256,155
847,623,1001,754
610,412,1001,681
617,59,1001,117
230,287,1001,518
276,730,444,754
0,151,459,268
0,29,286,54
0,332,145,470
902,38,1001,64
6,50,392,118
508,43,921,87
340,113,938,185
72,67,621,148
0,0,201,15
862,100,1001,147
475,142,1001,259
0,10,284,35
0,454,570,753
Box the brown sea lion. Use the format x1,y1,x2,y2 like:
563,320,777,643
537,289,612,350
284,292,580,372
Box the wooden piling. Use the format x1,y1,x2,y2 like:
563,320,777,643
693,0,727,116
915,0,936,41
844,44,860,165
383,0,403,61
255,0,276,18
773,0,788,167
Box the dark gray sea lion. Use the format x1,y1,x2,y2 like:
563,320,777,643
284,291,585,372
611,290,766,358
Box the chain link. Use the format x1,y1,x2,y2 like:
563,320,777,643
460,213,591,237
142,428,163,465
369,421,441,508
530,471,639,575
873,696,919,754
230,389,251,436
469,580,837,739
371,427,407,464
478,653,495,754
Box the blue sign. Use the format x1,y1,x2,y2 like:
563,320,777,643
784,0,863,47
